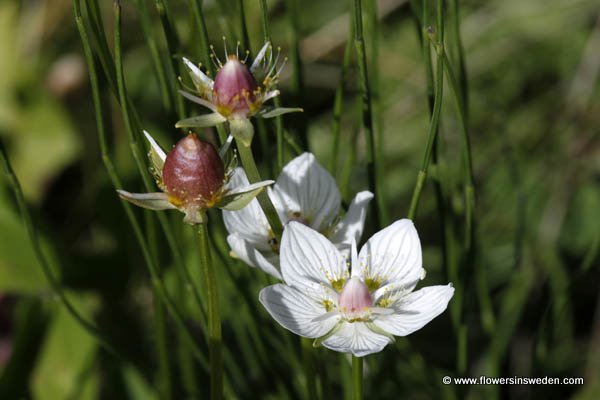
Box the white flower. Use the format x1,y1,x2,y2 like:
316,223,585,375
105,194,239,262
222,153,374,279
259,220,454,357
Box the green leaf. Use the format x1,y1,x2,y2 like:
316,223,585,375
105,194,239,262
31,294,100,400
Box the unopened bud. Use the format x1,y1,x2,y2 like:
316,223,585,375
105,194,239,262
213,56,259,117
162,134,225,208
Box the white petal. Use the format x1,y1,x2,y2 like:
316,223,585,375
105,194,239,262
175,113,226,128
178,90,219,113
272,153,341,231
321,322,391,357
227,234,281,279
117,190,176,210
260,106,303,118
373,285,454,337
222,169,273,250
260,284,339,338
330,191,374,246
219,180,274,211
358,219,424,291
250,42,270,72
143,130,166,163
280,222,347,300
182,57,214,91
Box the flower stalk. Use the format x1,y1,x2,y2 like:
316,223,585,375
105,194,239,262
352,355,363,400
197,223,223,400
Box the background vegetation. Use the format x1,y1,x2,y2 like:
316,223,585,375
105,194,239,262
0,0,598,399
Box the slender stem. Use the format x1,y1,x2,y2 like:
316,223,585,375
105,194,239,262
301,338,318,400
258,0,286,173
330,20,354,173
237,0,251,54
286,0,308,149
408,27,444,219
75,0,208,367
236,142,284,238
352,356,363,400
134,0,172,111
352,0,386,228
197,223,223,400
155,0,187,120
0,137,120,359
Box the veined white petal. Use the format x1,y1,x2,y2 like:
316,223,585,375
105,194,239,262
143,130,166,163
227,234,281,279
260,90,281,103
272,153,341,231
260,284,340,338
251,42,271,72
321,322,391,357
280,222,347,299
330,191,374,245
219,180,274,211
182,57,214,91
175,113,226,128
117,190,176,210
260,106,303,119
358,219,425,292
178,90,219,112
222,168,272,250
373,284,454,337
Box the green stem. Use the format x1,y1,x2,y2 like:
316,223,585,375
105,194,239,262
257,0,286,173
352,0,386,228
301,338,318,400
0,137,120,359
330,20,354,173
407,44,444,219
236,141,284,238
75,0,208,367
197,223,223,400
352,356,363,400
286,0,308,149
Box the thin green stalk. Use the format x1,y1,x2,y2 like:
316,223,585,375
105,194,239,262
258,0,286,173
352,356,363,400
134,0,172,111
330,20,354,173
236,142,284,238
301,338,318,400
155,0,187,120
407,40,444,219
352,0,386,228
0,137,120,359
237,0,251,54
76,0,208,367
197,224,223,400
286,0,308,149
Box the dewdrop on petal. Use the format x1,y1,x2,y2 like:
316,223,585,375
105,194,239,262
117,131,274,224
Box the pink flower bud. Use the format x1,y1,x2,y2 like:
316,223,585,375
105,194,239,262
162,134,225,208
213,56,259,117
339,277,373,317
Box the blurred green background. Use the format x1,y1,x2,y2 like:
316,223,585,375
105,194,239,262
0,0,598,399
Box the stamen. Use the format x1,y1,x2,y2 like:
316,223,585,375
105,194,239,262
236,40,240,59
209,46,222,68
243,50,250,64
222,36,228,61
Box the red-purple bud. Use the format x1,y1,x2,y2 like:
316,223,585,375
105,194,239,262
162,134,225,208
213,56,258,117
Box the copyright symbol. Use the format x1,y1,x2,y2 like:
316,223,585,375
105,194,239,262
443,376,451,385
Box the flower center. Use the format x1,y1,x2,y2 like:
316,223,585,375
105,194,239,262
338,277,373,322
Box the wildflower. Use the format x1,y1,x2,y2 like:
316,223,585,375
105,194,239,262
117,131,273,224
259,220,454,357
223,153,373,279
176,42,302,145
